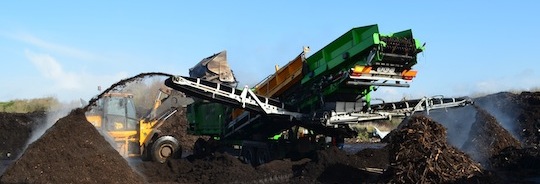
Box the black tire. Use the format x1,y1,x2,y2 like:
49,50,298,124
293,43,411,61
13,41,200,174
241,148,255,165
193,138,208,156
256,148,270,166
151,136,180,163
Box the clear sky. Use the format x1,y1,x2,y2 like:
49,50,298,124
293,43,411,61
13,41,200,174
1,1,539,102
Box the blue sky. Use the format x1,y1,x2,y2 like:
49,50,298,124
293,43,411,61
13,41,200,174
1,1,539,102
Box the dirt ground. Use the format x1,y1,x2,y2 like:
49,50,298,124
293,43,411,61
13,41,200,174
1,91,540,183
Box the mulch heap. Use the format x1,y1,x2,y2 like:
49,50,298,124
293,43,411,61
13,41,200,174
461,105,522,166
0,111,45,160
0,108,145,184
382,115,494,184
141,146,387,184
138,142,389,184
472,91,540,146
138,152,271,183
474,92,540,180
289,146,383,184
516,91,540,145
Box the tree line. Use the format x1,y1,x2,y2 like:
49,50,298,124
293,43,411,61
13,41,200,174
0,97,60,113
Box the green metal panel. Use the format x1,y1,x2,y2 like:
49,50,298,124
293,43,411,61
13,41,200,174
301,25,423,85
301,25,380,84
290,25,424,111
187,102,227,136
385,29,413,38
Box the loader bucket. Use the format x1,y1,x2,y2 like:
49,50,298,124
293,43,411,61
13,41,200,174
189,51,237,87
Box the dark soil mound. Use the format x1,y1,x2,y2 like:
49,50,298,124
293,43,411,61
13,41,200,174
158,108,207,151
382,116,489,184
290,146,382,184
139,145,388,184
0,108,144,184
472,91,540,146
0,111,45,160
354,147,389,169
490,146,540,171
515,92,540,145
461,106,521,165
139,152,265,183
473,92,522,140
484,146,540,183
256,158,308,182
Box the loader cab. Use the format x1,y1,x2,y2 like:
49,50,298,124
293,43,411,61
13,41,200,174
101,94,138,131
85,92,139,157
90,93,138,132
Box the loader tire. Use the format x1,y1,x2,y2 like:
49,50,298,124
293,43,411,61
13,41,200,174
152,136,180,163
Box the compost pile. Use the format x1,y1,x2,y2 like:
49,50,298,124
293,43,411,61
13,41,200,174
0,111,45,160
427,92,540,181
475,92,540,179
138,144,389,183
354,147,390,169
382,116,489,184
0,108,145,184
289,146,384,183
490,146,540,171
0,111,46,175
139,152,270,183
473,92,522,138
472,92,540,146
461,106,522,166
515,92,540,145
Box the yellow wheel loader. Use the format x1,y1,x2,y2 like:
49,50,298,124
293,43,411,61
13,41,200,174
84,51,229,163
85,89,192,163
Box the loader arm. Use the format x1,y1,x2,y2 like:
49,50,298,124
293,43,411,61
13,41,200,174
139,89,193,147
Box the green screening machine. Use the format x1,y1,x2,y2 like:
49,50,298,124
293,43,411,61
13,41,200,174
167,24,428,137
164,24,469,165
